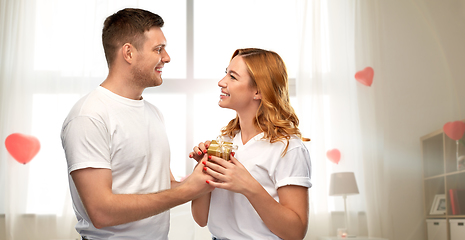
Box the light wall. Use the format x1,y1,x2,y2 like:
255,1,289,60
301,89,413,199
375,0,465,239
192,1,465,239
2,1,464,239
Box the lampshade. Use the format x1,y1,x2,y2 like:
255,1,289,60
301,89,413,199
329,172,359,196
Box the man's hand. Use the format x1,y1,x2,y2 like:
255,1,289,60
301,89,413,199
180,154,215,199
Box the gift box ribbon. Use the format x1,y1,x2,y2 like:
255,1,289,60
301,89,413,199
207,136,237,160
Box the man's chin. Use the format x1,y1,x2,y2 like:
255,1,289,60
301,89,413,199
151,78,163,87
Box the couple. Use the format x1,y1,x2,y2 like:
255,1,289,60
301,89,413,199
61,8,312,240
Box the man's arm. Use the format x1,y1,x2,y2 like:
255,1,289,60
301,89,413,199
71,156,213,229
170,171,181,189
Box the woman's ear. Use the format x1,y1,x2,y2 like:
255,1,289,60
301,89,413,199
122,43,134,63
254,90,262,100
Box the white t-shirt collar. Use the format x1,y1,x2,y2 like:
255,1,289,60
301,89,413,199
237,131,265,146
97,86,144,107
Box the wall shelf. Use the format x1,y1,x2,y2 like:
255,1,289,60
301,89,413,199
421,120,465,240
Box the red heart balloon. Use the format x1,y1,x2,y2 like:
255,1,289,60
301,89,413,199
326,149,341,164
4,133,40,164
355,67,374,87
443,121,465,141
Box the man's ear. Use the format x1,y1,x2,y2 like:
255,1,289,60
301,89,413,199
122,43,134,63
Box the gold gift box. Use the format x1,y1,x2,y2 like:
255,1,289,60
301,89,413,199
207,139,236,161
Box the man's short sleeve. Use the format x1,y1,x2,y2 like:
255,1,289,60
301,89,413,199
61,116,111,174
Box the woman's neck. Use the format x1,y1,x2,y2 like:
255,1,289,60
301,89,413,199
238,112,262,145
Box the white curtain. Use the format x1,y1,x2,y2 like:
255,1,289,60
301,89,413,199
295,1,392,239
1,0,393,239
0,0,93,239
0,0,202,239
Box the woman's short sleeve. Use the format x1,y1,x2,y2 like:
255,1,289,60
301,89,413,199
274,143,312,189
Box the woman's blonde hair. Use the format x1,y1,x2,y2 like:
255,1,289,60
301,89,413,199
221,48,309,156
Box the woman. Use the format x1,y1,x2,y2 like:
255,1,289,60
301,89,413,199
190,48,312,240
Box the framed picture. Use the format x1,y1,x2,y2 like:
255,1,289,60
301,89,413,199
430,194,446,215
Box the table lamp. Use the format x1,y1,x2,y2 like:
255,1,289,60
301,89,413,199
329,172,359,237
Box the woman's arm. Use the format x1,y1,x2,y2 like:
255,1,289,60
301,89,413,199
189,141,213,227
204,155,309,240
191,192,211,227
246,185,308,240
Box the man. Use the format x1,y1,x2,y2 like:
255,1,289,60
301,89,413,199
61,8,213,239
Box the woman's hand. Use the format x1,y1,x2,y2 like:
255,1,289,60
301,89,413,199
189,140,211,162
202,153,260,196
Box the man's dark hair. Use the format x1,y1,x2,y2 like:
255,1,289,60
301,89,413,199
102,8,164,67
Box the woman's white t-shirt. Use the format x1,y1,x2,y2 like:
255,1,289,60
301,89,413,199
208,132,312,240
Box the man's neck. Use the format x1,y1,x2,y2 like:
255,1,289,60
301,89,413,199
101,73,144,100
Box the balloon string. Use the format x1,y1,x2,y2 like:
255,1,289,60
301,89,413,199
457,140,460,170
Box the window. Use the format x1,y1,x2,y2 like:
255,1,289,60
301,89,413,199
193,0,299,79
21,0,302,214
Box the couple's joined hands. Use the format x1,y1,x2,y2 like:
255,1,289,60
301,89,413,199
179,154,215,199
189,141,259,195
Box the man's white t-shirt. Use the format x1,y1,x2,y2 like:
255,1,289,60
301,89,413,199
208,132,312,240
61,86,171,239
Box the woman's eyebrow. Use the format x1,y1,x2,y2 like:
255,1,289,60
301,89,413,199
226,68,241,77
